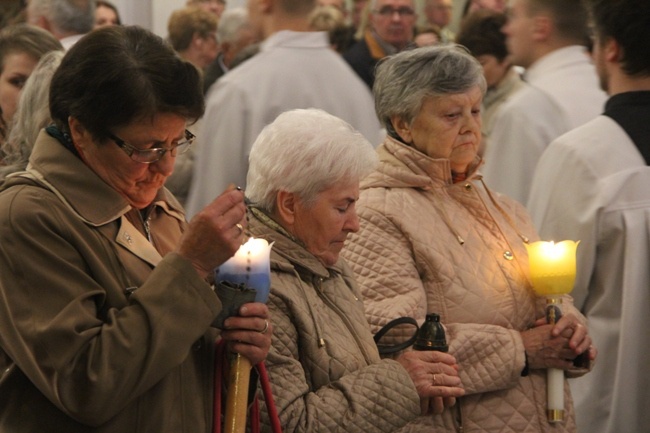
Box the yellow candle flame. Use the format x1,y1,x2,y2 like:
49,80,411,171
525,240,580,296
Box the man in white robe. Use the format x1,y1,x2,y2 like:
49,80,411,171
185,0,382,216
527,0,650,431
482,0,607,205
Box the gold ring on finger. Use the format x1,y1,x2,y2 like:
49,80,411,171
259,319,269,334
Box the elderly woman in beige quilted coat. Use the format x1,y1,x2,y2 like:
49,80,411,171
245,108,466,432
342,45,597,433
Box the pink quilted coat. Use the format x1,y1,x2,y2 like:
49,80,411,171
342,137,590,433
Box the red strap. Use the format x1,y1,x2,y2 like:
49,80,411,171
213,340,283,433
249,394,260,433
258,362,283,433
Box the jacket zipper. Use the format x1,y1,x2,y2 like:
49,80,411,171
143,217,152,243
315,277,374,365
138,211,153,244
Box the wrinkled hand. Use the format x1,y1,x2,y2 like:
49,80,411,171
221,303,272,365
521,313,595,370
177,186,247,279
396,350,464,415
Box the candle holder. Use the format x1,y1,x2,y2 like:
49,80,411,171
524,240,579,423
215,237,273,433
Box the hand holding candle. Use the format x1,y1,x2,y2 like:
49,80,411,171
216,237,273,433
178,187,247,279
524,240,579,423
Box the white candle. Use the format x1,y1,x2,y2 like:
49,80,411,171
547,368,564,422
216,238,273,303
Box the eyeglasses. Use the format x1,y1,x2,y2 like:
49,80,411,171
374,6,415,17
108,129,195,164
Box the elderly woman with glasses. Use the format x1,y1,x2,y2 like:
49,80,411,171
0,26,270,433
245,108,465,433
342,45,596,433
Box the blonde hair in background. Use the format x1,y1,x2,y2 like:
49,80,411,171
168,6,218,51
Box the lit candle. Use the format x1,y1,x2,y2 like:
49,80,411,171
215,237,273,433
526,240,579,297
216,237,273,302
524,240,579,423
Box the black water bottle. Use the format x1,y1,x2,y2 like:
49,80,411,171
413,313,448,352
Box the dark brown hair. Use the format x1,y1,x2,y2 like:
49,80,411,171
586,0,650,77
96,0,122,25
456,9,508,61
49,25,204,139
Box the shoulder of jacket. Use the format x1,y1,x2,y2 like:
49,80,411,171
0,174,61,210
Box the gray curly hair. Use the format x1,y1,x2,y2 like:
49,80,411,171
373,44,487,139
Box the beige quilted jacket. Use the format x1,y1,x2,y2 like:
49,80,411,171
248,209,421,433
343,137,589,433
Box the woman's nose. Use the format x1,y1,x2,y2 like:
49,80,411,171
151,149,176,176
462,113,481,134
345,211,361,233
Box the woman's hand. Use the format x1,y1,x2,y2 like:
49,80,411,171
521,313,595,370
177,186,247,279
220,302,272,365
396,350,465,415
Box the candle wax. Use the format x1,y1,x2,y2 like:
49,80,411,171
216,238,273,303
216,271,270,303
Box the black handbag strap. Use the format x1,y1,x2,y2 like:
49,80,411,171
373,316,419,356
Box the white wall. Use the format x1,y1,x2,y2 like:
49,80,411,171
152,0,187,37
110,0,184,37
110,0,247,38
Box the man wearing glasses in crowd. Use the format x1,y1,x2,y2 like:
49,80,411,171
343,0,416,89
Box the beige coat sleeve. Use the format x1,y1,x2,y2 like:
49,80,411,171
263,291,421,433
343,206,428,342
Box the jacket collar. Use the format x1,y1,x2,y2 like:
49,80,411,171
261,30,329,52
247,207,341,280
27,130,133,226
361,135,483,191
24,130,185,266
364,30,390,60
524,45,590,84
484,67,524,109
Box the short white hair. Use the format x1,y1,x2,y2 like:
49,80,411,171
246,108,378,211
29,0,96,35
216,7,249,44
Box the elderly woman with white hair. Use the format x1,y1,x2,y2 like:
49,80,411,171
244,108,465,433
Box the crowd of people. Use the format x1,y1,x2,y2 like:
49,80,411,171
0,0,648,432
